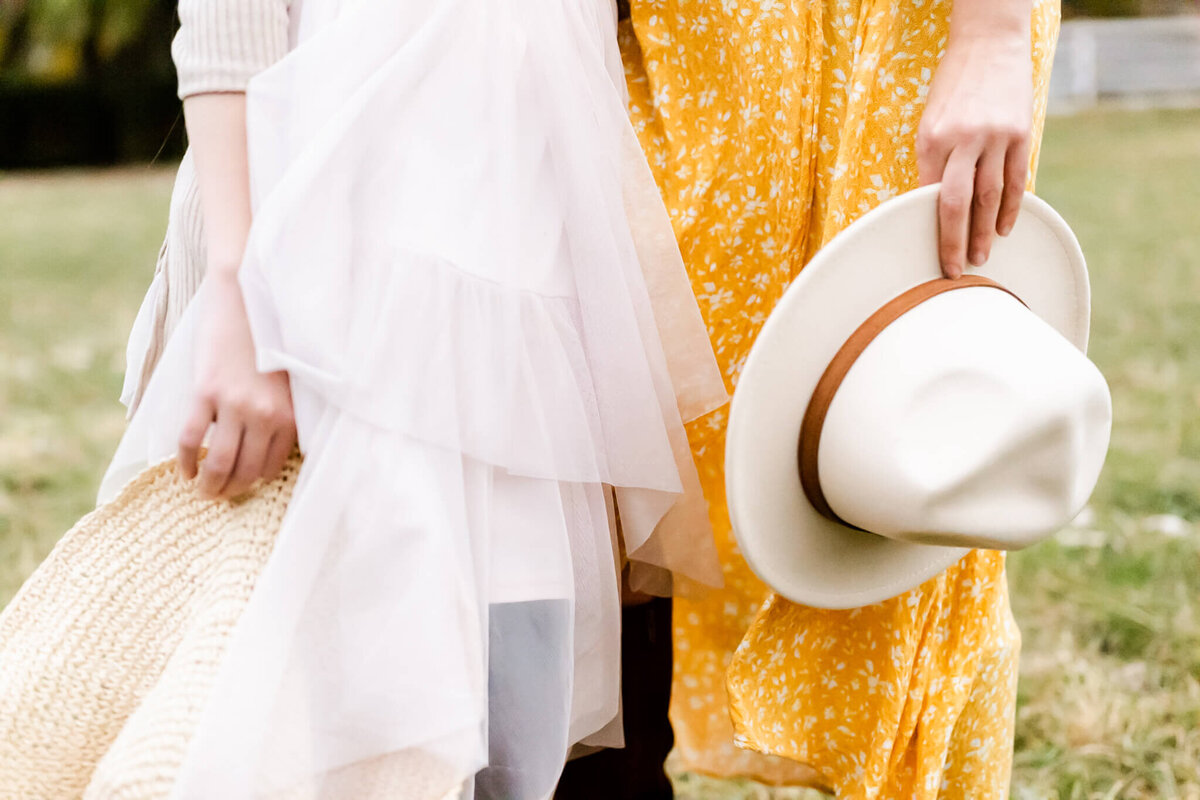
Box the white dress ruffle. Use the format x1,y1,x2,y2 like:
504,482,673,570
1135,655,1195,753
101,0,727,798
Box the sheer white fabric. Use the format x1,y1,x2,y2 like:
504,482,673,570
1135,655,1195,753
101,0,726,797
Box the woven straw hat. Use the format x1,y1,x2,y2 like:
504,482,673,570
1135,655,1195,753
0,454,462,800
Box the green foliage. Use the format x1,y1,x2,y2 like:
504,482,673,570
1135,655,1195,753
0,0,166,84
96,0,161,58
1062,0,1196,16
1064,0,1143,16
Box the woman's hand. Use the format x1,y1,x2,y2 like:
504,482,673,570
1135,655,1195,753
178,271,297,498
175,94,294,498
917,16,1034,278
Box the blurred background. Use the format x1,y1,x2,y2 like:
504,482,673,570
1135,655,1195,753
2,1,1199,798
0,0,1196,168
0,0,183,168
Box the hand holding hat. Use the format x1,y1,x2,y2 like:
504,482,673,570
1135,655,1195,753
726,185,1112,609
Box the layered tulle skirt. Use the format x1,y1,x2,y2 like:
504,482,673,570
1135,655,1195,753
101,0,725,797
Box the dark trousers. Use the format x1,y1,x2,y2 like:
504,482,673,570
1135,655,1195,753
553,597,675,800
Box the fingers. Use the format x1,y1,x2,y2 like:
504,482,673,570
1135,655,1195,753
997,137,1031,237
919,114,1032,275
937,148,978,279
968,146,1006,267
178,396,215,480
179,372,296,499
198,413,244,498
916,127,952,188
262,426,297,484
258,374,296,485
218,383,296,497
221,423,270,499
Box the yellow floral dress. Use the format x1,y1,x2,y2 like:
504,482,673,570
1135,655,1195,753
620,0,1060,796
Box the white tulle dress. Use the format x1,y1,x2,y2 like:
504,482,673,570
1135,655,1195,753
99,0,727,798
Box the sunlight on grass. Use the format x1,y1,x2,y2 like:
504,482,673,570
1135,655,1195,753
1,109,1198,799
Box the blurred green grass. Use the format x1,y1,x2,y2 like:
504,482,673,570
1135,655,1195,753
1005,108,1200,800
0,168,172,601
2,108,1199,799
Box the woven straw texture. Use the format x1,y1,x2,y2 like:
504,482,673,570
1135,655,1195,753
0,454,463,800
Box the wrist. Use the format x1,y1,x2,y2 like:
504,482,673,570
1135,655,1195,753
947,26,1030,52
947,0,1031,49
943,30,1031,67
205,258,243,283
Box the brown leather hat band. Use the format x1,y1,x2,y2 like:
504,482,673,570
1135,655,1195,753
797,275,1025,527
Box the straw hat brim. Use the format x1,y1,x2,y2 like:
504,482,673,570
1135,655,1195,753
0,454,463,799
725,185,1090,609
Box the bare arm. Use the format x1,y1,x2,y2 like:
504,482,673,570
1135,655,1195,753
176,93,297,497
917,0,1035,277
184,94,254,278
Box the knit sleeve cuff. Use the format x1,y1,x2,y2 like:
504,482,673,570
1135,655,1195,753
172,0,291,99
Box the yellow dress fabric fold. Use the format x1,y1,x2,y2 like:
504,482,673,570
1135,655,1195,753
620,0,1060,796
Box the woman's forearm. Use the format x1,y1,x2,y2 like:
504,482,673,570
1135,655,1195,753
176,91,297,497
947,0,1032,46
917,0,1036,275
183,93,253,282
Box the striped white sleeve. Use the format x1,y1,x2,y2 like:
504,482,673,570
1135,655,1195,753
172,0,291,98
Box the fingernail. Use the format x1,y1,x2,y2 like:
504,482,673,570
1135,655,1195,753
945,263,962,279
969,249,985,266
998,223,1013,236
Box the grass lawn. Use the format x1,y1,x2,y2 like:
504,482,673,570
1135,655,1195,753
2,108,1199,799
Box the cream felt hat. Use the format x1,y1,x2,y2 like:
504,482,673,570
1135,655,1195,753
725,185,1112,610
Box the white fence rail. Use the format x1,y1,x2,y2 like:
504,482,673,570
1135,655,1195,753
1049,15,1200,112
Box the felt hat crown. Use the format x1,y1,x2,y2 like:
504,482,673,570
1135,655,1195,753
725,185,1112,609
